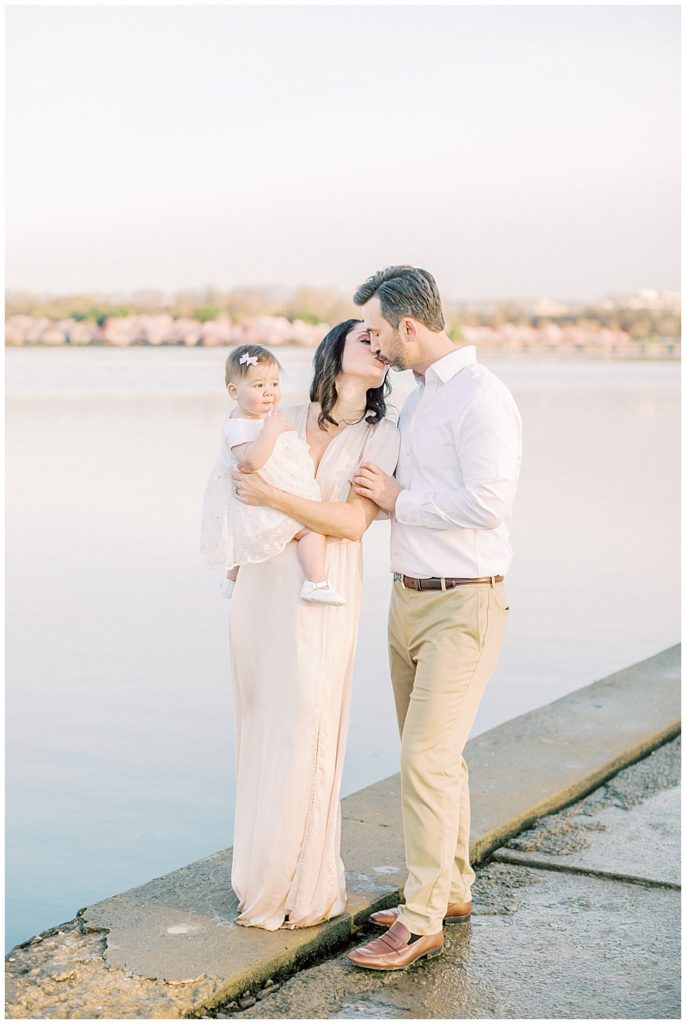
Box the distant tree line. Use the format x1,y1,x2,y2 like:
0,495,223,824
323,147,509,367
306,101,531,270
452,300,679,341
5,286,680,342
5,286,358,330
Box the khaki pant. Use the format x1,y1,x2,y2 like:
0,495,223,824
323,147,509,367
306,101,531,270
389,579,509,936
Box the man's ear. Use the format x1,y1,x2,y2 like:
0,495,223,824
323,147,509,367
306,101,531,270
401,317,418,342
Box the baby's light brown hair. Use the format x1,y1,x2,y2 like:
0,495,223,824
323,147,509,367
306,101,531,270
225,345,283,387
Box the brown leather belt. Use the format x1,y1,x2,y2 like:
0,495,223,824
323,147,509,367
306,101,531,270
393,573,504,591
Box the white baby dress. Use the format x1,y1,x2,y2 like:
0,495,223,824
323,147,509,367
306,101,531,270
200,414,321,571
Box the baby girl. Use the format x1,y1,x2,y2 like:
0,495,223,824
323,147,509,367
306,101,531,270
201,344,345,605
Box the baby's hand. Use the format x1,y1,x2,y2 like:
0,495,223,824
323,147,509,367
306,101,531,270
263,410,291,435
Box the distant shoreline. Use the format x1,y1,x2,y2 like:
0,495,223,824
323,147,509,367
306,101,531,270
6,301,680,357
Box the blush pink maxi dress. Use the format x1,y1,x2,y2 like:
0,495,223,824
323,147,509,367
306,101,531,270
228,404,400,930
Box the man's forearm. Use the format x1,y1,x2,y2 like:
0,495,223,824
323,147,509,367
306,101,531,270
395,479,515,531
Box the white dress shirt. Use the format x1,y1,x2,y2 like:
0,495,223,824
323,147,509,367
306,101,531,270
392,346,522,578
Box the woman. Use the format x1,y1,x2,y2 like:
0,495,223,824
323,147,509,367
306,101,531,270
229,319,400,930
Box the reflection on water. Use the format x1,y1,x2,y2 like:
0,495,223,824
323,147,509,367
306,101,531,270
5,347,680,950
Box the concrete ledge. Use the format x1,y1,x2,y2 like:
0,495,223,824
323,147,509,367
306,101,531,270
6,645,680,1018
467,643,681,861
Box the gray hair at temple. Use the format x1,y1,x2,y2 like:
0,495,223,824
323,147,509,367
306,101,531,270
353,265,445,332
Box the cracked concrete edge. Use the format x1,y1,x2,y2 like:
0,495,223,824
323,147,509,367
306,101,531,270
490,849,682,891
469,721,682,865
185,916,354,1016
6,898,401,1020
171,893,404,1016
6,914,195,1020
181,894,403,1017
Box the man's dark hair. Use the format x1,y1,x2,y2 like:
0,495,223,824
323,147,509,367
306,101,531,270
353,265,445,332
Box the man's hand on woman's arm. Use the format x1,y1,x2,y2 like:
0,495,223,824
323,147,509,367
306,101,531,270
351,462,403,515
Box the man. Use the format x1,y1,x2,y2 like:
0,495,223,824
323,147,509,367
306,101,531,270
349,266,522,970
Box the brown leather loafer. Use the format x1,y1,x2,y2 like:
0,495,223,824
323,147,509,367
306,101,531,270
369,899,472,929
348,920,444,971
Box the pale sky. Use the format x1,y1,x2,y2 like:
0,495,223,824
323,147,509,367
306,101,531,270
6,4,681,301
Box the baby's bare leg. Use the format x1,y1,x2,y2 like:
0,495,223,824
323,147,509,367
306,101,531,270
294,530,345,605
294,529,327,583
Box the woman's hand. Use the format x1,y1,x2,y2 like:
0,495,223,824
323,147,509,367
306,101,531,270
352,462,403,514
232,467,277,507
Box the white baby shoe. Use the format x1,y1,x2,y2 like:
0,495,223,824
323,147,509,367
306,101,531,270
220,578,236,599
300,580,346,606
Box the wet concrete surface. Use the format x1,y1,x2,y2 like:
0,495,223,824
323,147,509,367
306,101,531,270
497,786,680,887
220,866,679,1020
209,737,680,1020
495,737,681,888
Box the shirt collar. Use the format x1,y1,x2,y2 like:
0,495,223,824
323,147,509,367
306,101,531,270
413,345,477,385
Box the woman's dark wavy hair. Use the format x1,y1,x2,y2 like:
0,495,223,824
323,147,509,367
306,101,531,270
310,319,391,430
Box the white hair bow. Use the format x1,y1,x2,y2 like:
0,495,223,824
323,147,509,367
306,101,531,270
239,353,259,366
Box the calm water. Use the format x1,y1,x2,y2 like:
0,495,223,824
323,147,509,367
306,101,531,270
5,347,680,951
